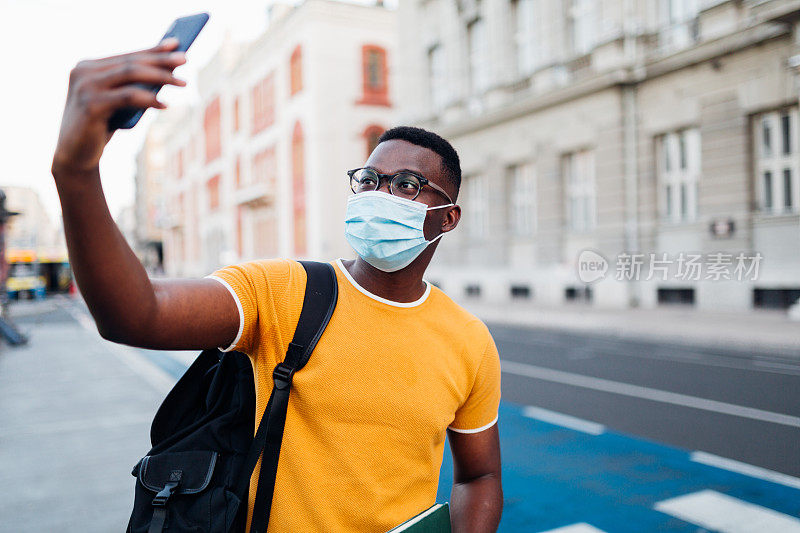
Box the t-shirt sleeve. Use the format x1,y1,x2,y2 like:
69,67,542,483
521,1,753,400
204,259,295,355
205,264,260,354
449,329,501,433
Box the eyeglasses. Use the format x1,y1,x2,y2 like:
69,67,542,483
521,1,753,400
347,167,454,204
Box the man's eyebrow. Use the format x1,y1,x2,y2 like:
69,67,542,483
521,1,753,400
364,165,426,176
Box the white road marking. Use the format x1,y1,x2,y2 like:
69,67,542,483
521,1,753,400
501,360,800,428
691,451,800,490
59,299,174,395
538,524,607,533
522,406,605,435
654,490,800,532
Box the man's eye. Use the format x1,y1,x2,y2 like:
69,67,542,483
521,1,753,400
361,177,376,185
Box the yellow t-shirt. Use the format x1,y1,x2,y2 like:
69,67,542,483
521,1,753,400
206,258,501,532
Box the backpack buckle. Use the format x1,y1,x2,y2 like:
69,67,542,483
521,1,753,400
152,481,180,507
152,471,182,507
272,362,295,390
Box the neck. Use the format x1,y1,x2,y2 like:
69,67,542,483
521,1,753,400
341,250,434,303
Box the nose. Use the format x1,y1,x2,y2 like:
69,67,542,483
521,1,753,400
376,175,392,194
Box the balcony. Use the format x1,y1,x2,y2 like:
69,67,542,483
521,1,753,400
235,181,274,208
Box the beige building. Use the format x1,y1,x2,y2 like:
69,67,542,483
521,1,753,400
156,0,396,277
2,186,60,252
133,113,183,274
399,0,800,311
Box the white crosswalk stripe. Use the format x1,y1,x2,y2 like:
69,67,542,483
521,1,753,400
691,451,800,490
538,524,607,533
655,490,800,532
522,406,605,435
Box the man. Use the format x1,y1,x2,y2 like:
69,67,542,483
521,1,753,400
52,38,502,532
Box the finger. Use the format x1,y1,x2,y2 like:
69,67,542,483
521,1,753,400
86,50,186,75
94,63,186,89
91,87,167,116
107,37,180,60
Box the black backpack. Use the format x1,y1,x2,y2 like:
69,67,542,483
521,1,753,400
127,261,338,533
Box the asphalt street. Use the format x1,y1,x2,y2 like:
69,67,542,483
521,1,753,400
489,323,800,477
4,296,800,532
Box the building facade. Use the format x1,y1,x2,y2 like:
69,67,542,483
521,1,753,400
3,186,60,252
399,0,800,311
133,114,181,275
156,0,396,278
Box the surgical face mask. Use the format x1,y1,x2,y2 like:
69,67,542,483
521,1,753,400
344,191,454,272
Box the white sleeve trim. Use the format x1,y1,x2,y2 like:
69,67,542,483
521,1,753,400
448,414,498,434
205,275,244,353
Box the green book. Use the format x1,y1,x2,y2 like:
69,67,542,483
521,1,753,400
387,503,451,532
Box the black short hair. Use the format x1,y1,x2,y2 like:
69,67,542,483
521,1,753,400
377,126,461,199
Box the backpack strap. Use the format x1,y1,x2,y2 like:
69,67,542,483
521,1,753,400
245,260,338,533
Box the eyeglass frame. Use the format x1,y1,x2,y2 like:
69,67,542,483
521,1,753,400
347,167,454,205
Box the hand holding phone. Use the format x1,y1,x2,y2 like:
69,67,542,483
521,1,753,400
107,13,209,131
53,14,207,177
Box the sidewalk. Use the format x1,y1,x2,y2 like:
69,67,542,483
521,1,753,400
459,300,800,359
0,298,169,533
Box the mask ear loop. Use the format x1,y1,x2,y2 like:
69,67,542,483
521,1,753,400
425,203,455,243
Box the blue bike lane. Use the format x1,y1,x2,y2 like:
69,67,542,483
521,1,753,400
437,402,800,532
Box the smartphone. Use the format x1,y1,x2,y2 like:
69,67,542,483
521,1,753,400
107,13,209,131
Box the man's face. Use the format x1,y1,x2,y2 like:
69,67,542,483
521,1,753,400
363,139,458,241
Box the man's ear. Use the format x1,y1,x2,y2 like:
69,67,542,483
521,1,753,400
442,205,461,233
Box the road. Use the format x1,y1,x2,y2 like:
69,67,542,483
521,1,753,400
3,297,799,532
488,323,800,477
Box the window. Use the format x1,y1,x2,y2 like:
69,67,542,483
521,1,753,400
235,155,242,188
564,150,596,232
753,288,800,310
251,74,275,134
660,0,699,51
290,45,303,96
658,288,695,306
233,96,240,133
467,17,490,95
428,44,447,112
755,109,800,213
513,0,546,76
207,175,220,211
568,0,596,56
362,125,385,159
510,285,532,299
465,174,488,237
507,162,536,237
657,129,700,223
252,147,277,188
465,284,482,298
253,207,278,258
292,122,306,256
203,97,221,163
565,286,592,303
359,45,390,106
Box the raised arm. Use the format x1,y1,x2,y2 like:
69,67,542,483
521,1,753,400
52,39,239,350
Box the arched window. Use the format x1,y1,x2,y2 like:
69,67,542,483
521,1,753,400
292,122,306,256
290,45,303,96
358,45,390,107
362,125,385,159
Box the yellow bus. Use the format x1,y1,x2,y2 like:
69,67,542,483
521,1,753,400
6,249,46,300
